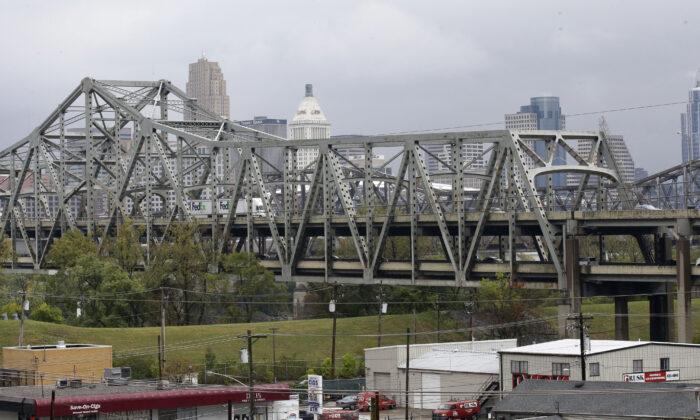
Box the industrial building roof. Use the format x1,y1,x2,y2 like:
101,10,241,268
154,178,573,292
365,338,516,352
0,383,289,417
398,350,500,374
501,339,700,357
499,339,647,356
492,380,700,419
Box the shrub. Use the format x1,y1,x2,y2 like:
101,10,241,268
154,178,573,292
30,303,64,323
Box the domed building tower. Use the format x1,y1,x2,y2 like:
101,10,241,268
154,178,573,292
290,84,331,318
289,84,331,169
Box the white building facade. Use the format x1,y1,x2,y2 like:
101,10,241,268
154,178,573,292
499,339,700,393
289,84,331,169
364,339,517,407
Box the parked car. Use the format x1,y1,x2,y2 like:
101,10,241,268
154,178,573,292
356,392,396,411
336,395,357,410
432,400,480,420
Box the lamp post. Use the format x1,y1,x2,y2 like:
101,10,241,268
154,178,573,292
206,370,248,387
329,298,337,378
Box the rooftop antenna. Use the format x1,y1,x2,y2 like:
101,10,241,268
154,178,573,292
695,67,700,87
201,49,207,60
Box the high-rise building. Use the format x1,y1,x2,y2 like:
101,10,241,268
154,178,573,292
289,84,331,169
186,57,230,119
568,134,635,185
236,116,287,138
681,69,700,163
634,167,649,181
236,117,287,174
505,97,567,187
419,143,485,187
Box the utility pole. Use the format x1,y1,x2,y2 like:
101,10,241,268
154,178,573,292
160,287,167,368
330,284,338,378
270,327,278,383
157,336,163,380
377,287,384,347
568,313,592,380
18,291,26,346
405,328,410,420
238,330,267,420
464,300,475,341
435,298,440,343
412,304,417,344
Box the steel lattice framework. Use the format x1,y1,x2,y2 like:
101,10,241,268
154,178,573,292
0,78,674,288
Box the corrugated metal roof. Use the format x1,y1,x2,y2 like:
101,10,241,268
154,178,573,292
398,350,500,374
499,339,648,356
493,380,700,418
365,339,517,367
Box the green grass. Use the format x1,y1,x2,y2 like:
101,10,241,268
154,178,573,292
0,311,471,369
539,298,700,342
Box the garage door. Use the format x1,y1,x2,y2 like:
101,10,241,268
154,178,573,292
421,373,441,409
374,372,391,394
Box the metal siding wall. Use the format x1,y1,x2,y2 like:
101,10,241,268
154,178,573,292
502,344,700,393
421,373,441,409
593,344,700,383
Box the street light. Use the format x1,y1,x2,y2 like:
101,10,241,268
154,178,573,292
206,370,248,387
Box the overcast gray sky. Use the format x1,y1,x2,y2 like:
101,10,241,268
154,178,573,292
1,0,698,173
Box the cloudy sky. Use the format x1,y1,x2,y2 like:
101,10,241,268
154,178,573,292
1,0,698,173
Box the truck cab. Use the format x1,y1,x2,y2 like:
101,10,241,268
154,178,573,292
432,400,480,420
355,392,396,411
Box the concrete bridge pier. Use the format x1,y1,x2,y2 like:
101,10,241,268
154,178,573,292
557,238,582,339
614,296,629,340
676,237,693,343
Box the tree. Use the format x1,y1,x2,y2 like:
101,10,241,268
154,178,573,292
46,229,97,269
144,222,208,325
30,303,63,323
476,272,544,339
103,219,144,275
46,253,146,327
221,252,289,322
340,353,358,378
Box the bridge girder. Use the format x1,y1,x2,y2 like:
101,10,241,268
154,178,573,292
1,77,688,291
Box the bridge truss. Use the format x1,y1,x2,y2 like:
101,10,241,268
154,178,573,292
0,78,696,290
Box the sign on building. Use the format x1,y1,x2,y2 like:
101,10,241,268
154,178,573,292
623,370,680,383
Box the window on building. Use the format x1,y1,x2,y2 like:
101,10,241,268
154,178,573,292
589,362,600,377
633,359,643,373
552,362,570,376
511,360,528,374
660,358,670,371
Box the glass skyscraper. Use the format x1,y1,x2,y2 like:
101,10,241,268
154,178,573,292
505,96,566,187
681,74,700,163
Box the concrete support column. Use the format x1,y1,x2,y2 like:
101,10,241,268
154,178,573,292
655,234,676,339
614,296,629,341
676,237,693,343
558,238,581,339
648,294,670,342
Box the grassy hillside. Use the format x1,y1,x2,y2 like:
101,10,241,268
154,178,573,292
3,298,696,377
539,298,700,342
0,311,468,370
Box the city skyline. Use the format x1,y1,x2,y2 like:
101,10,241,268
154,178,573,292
2,2,700,175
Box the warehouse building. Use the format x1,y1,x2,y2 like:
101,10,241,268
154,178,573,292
499,339,700,392
2,341,112,386
365,339,516,406
0,383,291,420
398,349,499,409
491,380,700,420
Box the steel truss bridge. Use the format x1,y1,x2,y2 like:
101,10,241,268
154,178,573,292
1,78,698,341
